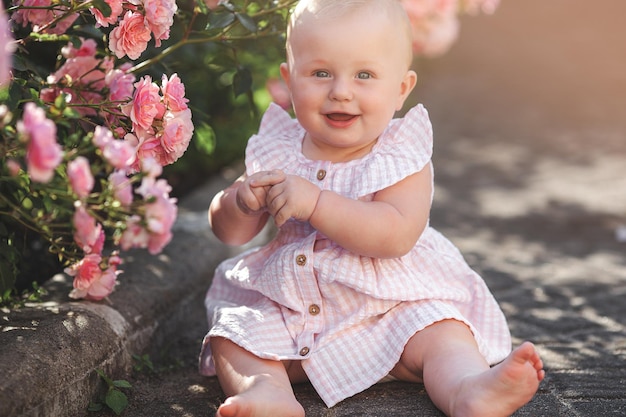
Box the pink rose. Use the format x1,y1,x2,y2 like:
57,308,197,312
119,177,177,255
11,0,50,28
67,156,94,199
103,137,136,170
127,76,165,130
460,0,500,15
11,0,78,35
159,108,193,165
39,87,57,103
122,131,153,173
44,54,104,115
137,177,177,254
137,177,175,230
106,67,136,103
141,157,163,178
418,12,459,57
6,159,21,176
93,126,111,147
120,215,150,251
66,253,120,300
1,2,15,87
61,38,97,58
90,0,124,27
129,128,163,169
109,170,133,207
108,11,152,60
93,125,114,148
43,43,114,116
401,0,459,57
161,73,188,112
18,103,63,183
72,205,104,254
143,0,177,47
145,229,172,255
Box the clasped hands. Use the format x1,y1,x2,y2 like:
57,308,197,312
236,169,322,227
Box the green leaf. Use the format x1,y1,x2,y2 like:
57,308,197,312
222,2,235,12
95,369,114,387
54,93,67,110
11,55,28,72
87,402,103,412
206,11,235,30
91,0,112,17
105,389,128,416
235,12,258,33
28,88,39,100
195,0,208,14
233,67,252,98
112,379,132,389
194,123,216,155
62,107,82,119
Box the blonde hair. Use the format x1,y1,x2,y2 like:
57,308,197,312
285,0,414,66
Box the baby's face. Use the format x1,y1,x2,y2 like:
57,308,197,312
281,7,416,162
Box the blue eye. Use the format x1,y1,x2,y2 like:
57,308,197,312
356,72,372,80
314,70,330,78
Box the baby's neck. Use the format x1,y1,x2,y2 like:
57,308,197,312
301,134,378,163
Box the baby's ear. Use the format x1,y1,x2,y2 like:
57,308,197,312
279,63,291,88
397,70,417,110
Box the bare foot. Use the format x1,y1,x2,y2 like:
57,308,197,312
451,342,545,417
216,375,305,417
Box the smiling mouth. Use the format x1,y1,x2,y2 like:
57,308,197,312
326,113,356,122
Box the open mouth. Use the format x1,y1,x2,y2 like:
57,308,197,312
326,113,356,122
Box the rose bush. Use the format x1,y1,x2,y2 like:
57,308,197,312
0,0,499,303
0,0,298,301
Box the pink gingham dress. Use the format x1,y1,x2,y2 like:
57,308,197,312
199,103,511,407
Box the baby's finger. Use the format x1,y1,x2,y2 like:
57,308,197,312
250,170,286,187
272,207,289,227
266,193,288,227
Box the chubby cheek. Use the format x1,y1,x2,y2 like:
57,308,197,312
290,91,321,119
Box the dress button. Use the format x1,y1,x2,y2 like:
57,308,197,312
299,347,310,356
316,169,326,181
308,304,320,315
295,254,307,266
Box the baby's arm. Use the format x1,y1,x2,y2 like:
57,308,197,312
209,170,285,245
266,163,433,258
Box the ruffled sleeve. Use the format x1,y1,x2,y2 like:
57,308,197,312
338,104,433,198
245,103,304,175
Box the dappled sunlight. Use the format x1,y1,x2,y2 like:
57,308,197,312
169,403,196,417
62,311,90,333
187,383,208,394
474,154,626,219
1,324,37,332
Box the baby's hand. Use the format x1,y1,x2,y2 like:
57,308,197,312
236,170,286,215
266,174,321,227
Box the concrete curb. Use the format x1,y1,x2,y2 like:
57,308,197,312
0,176,236,417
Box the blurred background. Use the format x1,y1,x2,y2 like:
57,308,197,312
409,0,626,224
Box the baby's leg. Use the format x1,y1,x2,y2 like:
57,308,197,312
392,319,544,417
210,337,305,417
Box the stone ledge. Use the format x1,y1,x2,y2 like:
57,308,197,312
0,176,236,417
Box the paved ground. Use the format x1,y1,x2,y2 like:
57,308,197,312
119,1,626,416
2,1,626,416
